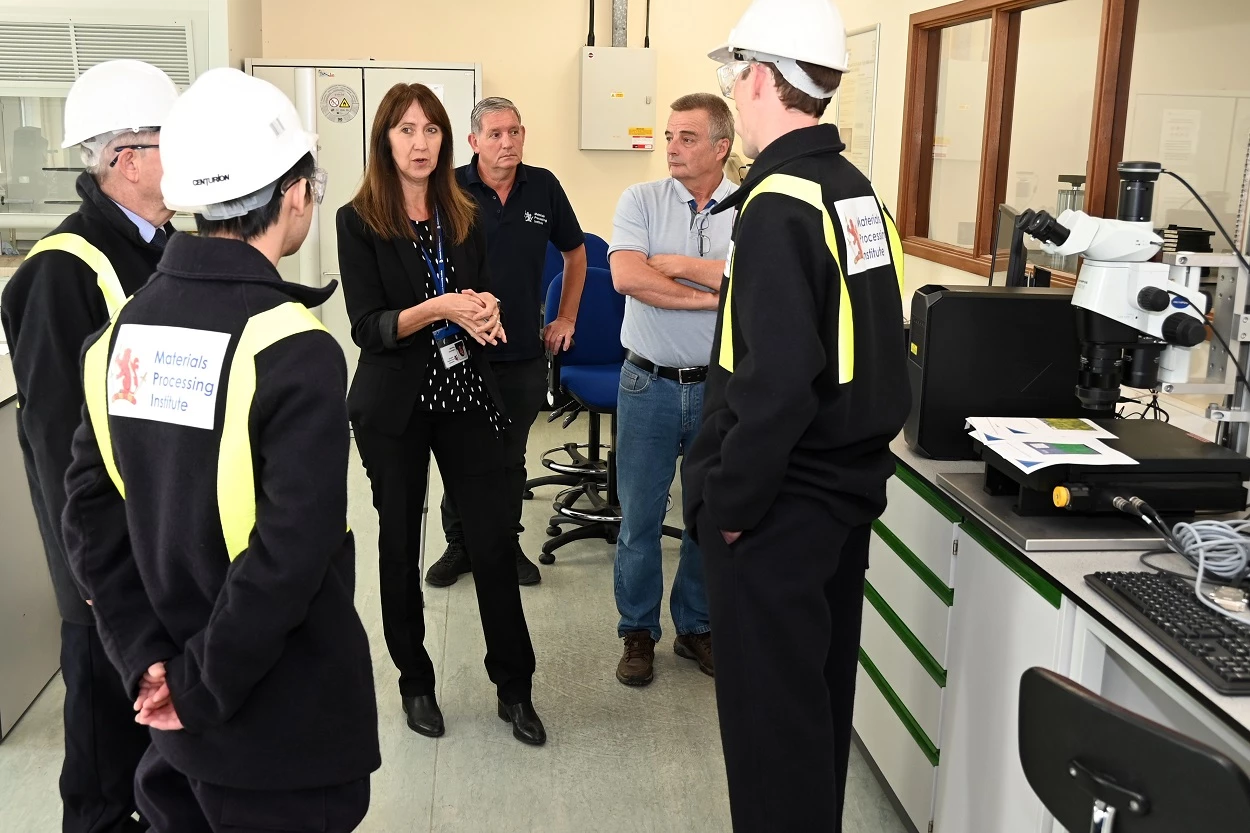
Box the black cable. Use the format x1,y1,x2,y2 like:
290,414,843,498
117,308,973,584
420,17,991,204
587,0,596,46
644,0,651,47
1169,291,1250,391
1138,550,1246,586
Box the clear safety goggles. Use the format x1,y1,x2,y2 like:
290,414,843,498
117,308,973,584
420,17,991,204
283,166,328,205
717,61,752,99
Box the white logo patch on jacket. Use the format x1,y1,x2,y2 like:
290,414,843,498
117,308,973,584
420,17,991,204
834,196,892,276
107,324,230,430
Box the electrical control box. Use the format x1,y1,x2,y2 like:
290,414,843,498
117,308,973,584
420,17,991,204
579,46,657,151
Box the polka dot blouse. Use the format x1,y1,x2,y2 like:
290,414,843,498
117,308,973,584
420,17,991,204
413,220,502,430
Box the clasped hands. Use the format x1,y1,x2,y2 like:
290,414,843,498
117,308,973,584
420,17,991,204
134,661,183,731
436,289,506,346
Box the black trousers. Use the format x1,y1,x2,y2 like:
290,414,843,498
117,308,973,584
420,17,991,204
60,621,150,833
441,356,547,541
134,744,369,833
698,498,870,833
354,407,536,703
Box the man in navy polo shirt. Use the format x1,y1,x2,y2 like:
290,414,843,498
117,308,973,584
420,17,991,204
426,96,588,588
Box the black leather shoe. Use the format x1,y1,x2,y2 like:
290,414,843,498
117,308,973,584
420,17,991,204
426,540,471,587
402,694,445,737
516,551,541,586
497,699,546,746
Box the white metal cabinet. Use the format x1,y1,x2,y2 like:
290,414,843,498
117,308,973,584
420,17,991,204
933,523,1068,833
855,464,961,833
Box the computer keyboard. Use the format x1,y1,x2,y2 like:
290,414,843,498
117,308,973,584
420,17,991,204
1085,571,1250,696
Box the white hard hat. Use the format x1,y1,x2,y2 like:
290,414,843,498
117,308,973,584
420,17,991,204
709,0,850,97
160,68,318,218
62,60,179,149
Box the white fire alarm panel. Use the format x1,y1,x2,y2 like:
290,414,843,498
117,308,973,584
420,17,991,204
579,46,657,151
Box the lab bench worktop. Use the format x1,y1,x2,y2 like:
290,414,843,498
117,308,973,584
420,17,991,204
861,435,1250,833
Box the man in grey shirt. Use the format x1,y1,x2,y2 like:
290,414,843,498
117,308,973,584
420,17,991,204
609,93,737,686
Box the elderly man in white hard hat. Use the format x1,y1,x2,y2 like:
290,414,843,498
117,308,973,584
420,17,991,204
1,59,178,833
683,0,910,829
61,67,379,832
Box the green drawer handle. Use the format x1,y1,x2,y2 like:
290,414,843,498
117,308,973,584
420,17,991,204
962,521,1062,609
858,648,940,767
895,463,963,523
864,580,947,688
872,520,955,607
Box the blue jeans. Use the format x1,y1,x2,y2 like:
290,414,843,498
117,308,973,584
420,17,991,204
615,359,711,641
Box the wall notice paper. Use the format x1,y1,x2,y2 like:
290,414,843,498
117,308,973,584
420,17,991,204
965,417,1135,473
834,25,879,177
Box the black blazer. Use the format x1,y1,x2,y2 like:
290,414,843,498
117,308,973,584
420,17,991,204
337,203,505,437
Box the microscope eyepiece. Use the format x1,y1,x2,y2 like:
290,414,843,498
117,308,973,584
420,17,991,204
1016,209,1071,247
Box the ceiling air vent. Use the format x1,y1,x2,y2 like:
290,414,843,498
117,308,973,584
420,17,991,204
73,24,193,86
0,23,75,83
0,21,193,86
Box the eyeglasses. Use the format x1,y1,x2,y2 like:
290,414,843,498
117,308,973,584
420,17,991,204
689,209,712,257
108,144,160,167
282,167,328,205
717,61,752,99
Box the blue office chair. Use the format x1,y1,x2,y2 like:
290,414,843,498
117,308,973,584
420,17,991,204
525,267,681,564
541,233,610,307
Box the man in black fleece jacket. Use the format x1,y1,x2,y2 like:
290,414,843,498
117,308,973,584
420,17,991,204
1,59,179,833
687,1,910,831
62,68,378,832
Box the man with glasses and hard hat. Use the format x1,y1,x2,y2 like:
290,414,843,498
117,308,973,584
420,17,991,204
1,59,178,833
684,0,909,829
61,68,379,832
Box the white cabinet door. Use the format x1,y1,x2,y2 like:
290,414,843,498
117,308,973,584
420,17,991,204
933,524,1068,833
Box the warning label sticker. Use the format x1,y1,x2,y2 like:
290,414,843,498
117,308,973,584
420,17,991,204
320,84,360,124
628,127,653,137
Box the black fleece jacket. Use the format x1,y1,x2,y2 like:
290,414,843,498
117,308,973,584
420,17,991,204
1,172,170,624
684,125,910,536
62,233,379,790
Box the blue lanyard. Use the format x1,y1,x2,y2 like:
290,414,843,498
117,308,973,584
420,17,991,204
417,208,448,296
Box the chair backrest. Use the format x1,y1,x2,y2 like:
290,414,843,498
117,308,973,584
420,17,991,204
545,266,624,367
542,233,612,302
1018,667,1250,830
585,232,609,271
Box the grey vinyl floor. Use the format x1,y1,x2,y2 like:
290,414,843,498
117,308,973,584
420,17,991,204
0,415,908,833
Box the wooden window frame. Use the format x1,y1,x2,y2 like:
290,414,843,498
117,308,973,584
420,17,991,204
897,0,1139,280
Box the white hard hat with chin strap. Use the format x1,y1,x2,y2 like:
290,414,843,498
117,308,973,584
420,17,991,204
160,68,319,220
709,0,850,99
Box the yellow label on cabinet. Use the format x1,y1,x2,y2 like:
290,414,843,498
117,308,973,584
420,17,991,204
628,127,653,137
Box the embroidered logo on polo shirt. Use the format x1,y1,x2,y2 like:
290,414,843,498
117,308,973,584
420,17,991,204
523,211,548,226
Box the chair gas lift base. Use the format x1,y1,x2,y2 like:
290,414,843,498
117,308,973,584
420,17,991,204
522,267,680,565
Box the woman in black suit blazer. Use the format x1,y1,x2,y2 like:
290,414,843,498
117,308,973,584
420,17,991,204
337,82,544,746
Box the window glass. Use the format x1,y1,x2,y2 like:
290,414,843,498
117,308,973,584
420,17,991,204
927,19,993,249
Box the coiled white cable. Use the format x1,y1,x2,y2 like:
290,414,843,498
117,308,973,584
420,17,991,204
1168,519,1250,622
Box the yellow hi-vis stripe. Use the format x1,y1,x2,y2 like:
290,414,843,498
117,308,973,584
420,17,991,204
218,303,327,561
83,308,130,498
27,233,127,317
720,174,854,384
85,302,327,562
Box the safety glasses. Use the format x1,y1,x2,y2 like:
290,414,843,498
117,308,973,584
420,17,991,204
717,61,751,99
108,144,160,167
283,167,328,205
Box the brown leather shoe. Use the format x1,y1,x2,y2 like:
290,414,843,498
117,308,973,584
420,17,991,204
674,632,714,677
616,630,656,686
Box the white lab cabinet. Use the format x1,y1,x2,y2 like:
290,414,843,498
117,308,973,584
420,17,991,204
932,524,1068,833
245,59,481,372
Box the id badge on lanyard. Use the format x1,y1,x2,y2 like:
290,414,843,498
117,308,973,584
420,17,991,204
420,209,469,369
